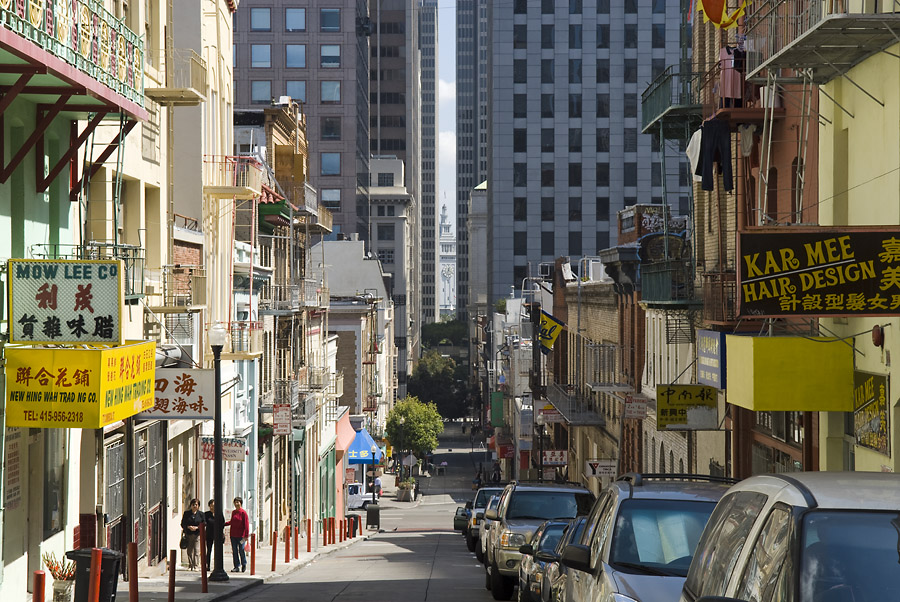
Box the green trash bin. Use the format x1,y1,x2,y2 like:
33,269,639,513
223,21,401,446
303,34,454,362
66,548,122,602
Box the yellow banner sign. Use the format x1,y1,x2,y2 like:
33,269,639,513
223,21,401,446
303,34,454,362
539,311,565,354
6,341,156,428
656,384,718,430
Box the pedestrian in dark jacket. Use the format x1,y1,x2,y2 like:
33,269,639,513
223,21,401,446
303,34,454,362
204,499,220,567
181,499,203,570
225,497,250,572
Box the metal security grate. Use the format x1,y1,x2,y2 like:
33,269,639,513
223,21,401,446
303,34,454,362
665,311,695,345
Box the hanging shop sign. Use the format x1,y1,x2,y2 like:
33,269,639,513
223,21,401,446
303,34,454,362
697,330,727,389
542,450,568,466
585,459,617,479
7,259,124,345
539,405,564,424
623,395,648,420
491,391,504,427
655,384,718,431
274,404,293,436
853,371,890,456
200,437,247,462
738,228,900,317
5,340,155,428
138,369,214,420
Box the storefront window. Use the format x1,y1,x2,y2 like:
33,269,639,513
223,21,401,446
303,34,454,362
44,429,67,538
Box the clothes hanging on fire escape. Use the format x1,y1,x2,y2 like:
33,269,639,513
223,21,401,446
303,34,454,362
696,119,733,192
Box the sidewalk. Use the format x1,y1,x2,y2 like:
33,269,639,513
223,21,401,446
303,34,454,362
115,522,375,602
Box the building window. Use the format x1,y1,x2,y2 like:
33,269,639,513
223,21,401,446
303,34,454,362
569,24,582,49
251,81,271,104
514,232,527,256
598,0,610,12
653,0,666,13
624,162,638,187
569,163,582,187
514,0,527,13
542,231,554,256
377,224,395,241
542,0,554,13
321,45,341,68
625,0,638,12
541,197,554,221
569,231,582,255
377,172,394,186
514,128,527,153
514,24,527,49
250,8,271,31
597,93,610,118
378,249,394,264
321,116,341,141
321,81,341,103
569,197,582,221
285,8,306,32
625,128,638,152
597,59,610,83
251,44,271,68
286,45,306,68
597,231,610,253
514,94,527,118
596,128,609,152
286,81,306,103
541,94,554,118
597,196,609,220
321,189,340,210
44,430,66,537
541,163,554,187
541,59,554,84
542,24,554,49
569,0,582,14
569,93,582,118
514,59,527,83
569,59,582,84
652,23,666,48
321,8,340,32
624,59,637,84
541,128,554,153
514,197,527,221
597,24,609,49
597,163,610,186
514,163,527,187
321,152,340,175
625,24,638,48
624,93,637,118
569,128,582,153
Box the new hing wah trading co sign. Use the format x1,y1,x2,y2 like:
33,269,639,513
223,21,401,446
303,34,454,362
738,228,900,317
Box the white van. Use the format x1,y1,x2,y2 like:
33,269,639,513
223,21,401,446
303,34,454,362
347,482,376,509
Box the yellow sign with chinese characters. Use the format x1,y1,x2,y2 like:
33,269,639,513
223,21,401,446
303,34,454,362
656,384,718,430
5,341,156,428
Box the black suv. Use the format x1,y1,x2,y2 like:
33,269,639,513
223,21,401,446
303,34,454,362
483,481,594,600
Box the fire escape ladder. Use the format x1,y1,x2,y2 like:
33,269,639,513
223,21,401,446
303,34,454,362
756,72,777,225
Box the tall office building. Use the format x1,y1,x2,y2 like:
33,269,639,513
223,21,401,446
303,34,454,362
485,0,691,304
233,0,370,238
419,0,439,325
370,0,422,369
456,0,490,320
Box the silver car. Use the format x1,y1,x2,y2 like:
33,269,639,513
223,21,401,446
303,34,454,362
561,473,735,602
480,495,501,564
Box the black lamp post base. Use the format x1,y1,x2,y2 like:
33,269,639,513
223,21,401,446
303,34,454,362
209,568,230,582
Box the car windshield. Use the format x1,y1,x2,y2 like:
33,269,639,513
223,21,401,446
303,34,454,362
507,491,595,520
609,498,716,577
475,488,503,508
538,523,568,552
800,510,900,602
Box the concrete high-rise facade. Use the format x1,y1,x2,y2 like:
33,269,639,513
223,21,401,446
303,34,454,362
419,0,439,324
484,0,691,305
455,0,489,320
370,0,422,366
233,0,371,239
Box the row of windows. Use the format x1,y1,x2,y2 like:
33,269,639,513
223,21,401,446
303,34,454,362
248,44,340,69
512,162,651,188
514,23,665,50
515,127,645,154
512,57,657,86
511,92,638,119
249,80,340,105
511,231,609,258
514,0,666,15
514,197,611,221
247,7,336,33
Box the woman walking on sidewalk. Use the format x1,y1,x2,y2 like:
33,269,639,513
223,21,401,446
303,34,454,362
181,499,203,570
225,497,250,572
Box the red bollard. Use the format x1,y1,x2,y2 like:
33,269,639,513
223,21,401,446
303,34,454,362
307,519,312,553
129,541,140,602
322,519,327,547
284,526,290,564
331,517,336,544
168,550,177,602
32,570,45,602
250,533,256,575
271,530,278,572
339,519,344,542
198,524,208,593
89,548,103,602
294,526,299,559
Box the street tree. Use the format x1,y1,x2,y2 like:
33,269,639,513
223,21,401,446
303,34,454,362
407,349,468,418
385,396,444,462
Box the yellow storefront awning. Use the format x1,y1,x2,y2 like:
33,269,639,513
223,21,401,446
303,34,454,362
726,335,853,412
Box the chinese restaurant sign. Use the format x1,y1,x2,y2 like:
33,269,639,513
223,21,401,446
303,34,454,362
853,371,889,456
542,450,568,466
200,437,246,462
5,341,155,428
738,229,900,317
138,369,214,420
8,259,124,345
655,384,717,430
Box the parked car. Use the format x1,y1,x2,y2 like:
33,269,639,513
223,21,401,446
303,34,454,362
679,471,900,602
347,482,376,510
464,486,506,552
561,473,736,602
484,480,595,600
541,516,587,602
518,519,570,602
454,506,469,531
479,495,502,564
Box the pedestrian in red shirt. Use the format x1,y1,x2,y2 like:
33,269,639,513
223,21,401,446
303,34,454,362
225,497,250,572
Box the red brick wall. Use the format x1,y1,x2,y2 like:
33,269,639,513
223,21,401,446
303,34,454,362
174,241,202,266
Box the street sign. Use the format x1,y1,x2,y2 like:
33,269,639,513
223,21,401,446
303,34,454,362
539,404,564,424
542,450,568,466
585,459,616,478
200,436,246,462
623,395,647,420
274,403,292,435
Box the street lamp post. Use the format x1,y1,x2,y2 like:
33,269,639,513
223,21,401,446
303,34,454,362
208,322,229,582
398,417,406,480
371,445,378,505
536,412,545,483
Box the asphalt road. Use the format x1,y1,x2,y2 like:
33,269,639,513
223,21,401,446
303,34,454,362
229,422,498,602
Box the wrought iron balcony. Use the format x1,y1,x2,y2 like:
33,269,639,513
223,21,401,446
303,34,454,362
641,67,704,135
146,265,206,313
641,260,695,305
203,156,264,199
546,383,606,427
299,279,325,308
586,343,632,393
218,320,264,359
272,379,300,408
328,371,344,399
304,366,327,390
260,283,301,312
145,48,207,106
745,0,900,84
30,241,145,301
702,272,738,324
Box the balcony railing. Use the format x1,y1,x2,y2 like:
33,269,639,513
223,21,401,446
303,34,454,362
0,0,144,107
328,371,344,398
299,279,322,308
220,320,263,358
145,48,207,105
272,378,300,408
261,284,300,311
641,260,695,304
546,383,606,427
702,272,738,324
586,343,632,392
30,241,145,300
745,0,900,82
305,367,327,390
203,156,264,199
641,67,704,133
148,265,206,311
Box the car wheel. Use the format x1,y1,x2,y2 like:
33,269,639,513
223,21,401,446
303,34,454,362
475,544,485,563
361,501,369,510
485,564,492,591
491,562,515,600
466,530,477,552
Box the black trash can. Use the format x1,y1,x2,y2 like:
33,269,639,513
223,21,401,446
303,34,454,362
366,504,380,531
66,548,122,602
345,514,359,537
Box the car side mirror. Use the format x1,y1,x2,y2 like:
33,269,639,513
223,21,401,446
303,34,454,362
466,501,473,510
476,511,485,519
534,551,559,563
519,544,534,555
560,544,592,573
484,508,499,520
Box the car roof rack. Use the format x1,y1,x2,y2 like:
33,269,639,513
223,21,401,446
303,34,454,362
509,479,589,488
616,473,739,494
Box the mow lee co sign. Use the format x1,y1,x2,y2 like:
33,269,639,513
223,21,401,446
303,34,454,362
738,228,900,317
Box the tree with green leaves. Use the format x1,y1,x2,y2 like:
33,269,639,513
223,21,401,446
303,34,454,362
407,349,468,418
385,396,444,462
